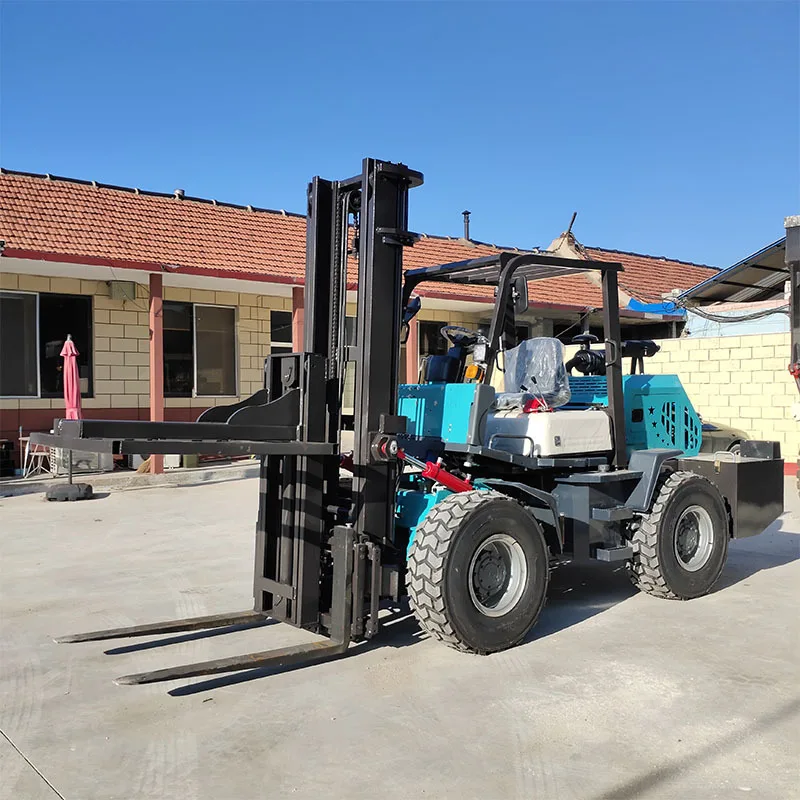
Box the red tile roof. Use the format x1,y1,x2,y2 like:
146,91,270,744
0,170,717,313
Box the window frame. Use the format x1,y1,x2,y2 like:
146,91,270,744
0,289,41,399
191,303,239,398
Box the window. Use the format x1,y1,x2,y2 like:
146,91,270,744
40,294,93,397
0,291,92,398
0,291,38,396
163,302,237,397
164,303,194,397
478,323,529,347
270,310,293,352
553,322,604,345
419,321,448,356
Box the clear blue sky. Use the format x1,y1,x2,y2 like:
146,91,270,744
1,1,797,267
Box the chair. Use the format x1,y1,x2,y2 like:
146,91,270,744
20,434,51,478
494,337,572,410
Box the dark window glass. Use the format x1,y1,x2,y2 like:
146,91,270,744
270,310,293,351
195,305,236,396
164,302,194,397
0,291,38,396
419,321,448,356
39,293,93,398
478,323,529,346
553,322,604,345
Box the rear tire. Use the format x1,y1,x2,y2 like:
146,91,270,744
407,490,549,654
628,471,728,600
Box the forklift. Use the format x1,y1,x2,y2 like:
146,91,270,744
34,158,785,684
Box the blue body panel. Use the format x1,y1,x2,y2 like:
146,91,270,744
398,383,482,443
568,374,701,457
396,487,453,555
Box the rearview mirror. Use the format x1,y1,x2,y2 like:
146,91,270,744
512,276,529,315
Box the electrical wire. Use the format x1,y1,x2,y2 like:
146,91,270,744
681,303,789,323
554,309,595,342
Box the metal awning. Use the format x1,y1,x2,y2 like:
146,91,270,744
679,238,787,305
404,251,621,288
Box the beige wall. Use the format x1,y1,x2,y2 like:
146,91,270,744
643,332,798,459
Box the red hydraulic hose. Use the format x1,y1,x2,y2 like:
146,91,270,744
397,450,473,493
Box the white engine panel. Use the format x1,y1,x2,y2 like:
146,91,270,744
484,408,612,457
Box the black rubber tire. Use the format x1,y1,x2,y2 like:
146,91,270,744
407,490,549,654
628,471,728,600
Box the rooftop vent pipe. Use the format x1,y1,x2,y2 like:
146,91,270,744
462,210,471,240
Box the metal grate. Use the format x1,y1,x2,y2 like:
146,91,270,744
566,375,608,406
660,401,677,446
684,406,700,451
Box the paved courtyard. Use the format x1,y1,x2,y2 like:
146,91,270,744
1,477,798,800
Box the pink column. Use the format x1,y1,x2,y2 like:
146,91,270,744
405,316,419,384
292,286,305,351
148,273,164,475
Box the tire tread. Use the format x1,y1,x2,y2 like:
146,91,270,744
628,470,722,600
408,491,508,653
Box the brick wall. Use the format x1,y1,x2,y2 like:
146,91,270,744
642,332,798,459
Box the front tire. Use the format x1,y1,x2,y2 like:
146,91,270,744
407,491,549,654
628,471,729,600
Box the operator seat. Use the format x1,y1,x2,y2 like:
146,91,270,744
494,337,572,410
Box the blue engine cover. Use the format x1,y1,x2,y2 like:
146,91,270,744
398,383,486,443
568,374,701,456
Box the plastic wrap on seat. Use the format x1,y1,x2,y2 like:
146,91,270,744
493,392,534,410
501,338,571,408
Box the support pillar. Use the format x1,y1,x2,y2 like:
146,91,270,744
405,316,419,384
292,285,305,351
148,273,164,474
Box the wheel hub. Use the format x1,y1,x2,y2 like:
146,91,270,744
468,533,527,617
674,505,714,572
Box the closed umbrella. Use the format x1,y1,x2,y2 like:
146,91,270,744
45,335,92,500
61,334,82,420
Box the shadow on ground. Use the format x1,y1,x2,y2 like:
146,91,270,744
104,510,799,696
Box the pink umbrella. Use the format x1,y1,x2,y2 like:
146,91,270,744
61,335,82,420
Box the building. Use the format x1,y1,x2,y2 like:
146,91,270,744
0,169,718,467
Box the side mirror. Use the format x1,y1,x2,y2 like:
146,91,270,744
512,276,529,315
402,294,422,326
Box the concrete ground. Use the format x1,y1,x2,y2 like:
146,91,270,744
1,479,798,800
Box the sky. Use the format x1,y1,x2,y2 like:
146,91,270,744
1,1,798,268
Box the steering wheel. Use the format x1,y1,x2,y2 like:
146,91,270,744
440,325,485,349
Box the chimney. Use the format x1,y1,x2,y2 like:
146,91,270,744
462,210,471,240
174,188,185,200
